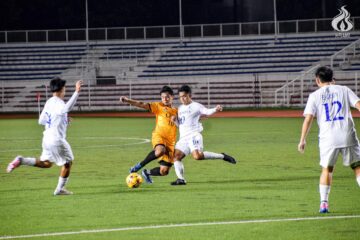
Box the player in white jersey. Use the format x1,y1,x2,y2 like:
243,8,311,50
6,77,83,195
298,66,360,213
171,85,236,185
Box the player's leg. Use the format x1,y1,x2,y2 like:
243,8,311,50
7,156,52,172
171,149,187,185
54,141,74,195
319,166,334,213
345,144,360,187
142,142,174,183
142,161,171,184
318,147,338,213
129,133,167,172
54,162,73,195
353,165,360,186
189,133,236,164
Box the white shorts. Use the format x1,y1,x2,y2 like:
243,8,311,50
40,139,74,166
175,132,204,156
319,144,360,168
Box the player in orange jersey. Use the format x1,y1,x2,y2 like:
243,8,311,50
120,86,177,183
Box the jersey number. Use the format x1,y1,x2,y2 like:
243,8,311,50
178,116,185,125
323,101,344,122
45,112,52,128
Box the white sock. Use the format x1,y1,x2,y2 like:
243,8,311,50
174,161,185,180
357,176,360,187
21,157,36,166
55,177,69,191
203,151,224,159
319,184,331,202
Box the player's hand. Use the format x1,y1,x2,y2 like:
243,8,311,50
170,115,177,123
298,140,306,153
119,96,129,103
215,105,223,112
67,117,73,126
75,80,83,93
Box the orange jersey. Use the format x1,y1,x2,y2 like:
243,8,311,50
149,102,177,141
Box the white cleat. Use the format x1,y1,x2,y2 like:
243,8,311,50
54,188,73,196
6,156,23,173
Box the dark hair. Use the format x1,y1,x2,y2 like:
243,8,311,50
160,85,174,95
178,85,191,94
50,77,66,92
315,66,333,83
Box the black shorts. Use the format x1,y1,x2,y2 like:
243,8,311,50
159,160,173,167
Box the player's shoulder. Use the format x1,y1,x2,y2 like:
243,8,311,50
191,101,203,108
150,101,161,106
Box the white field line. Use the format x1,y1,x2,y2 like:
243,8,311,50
0,215,359,239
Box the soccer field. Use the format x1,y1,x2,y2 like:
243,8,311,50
0,117,359,240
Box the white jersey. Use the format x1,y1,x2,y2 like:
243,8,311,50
38,92,79,141
304,85,360,148
177,101,217,139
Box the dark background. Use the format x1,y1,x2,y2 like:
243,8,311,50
0,0,359,31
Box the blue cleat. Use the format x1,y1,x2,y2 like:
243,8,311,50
141,169,153,184
129,163,142,173
319,201,329,213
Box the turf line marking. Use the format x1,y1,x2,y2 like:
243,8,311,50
1,215,359,239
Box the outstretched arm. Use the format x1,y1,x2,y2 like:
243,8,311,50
119,96,150,110
200,105,223,116
355,100,360,111
298,114,314,153
62,80,83,114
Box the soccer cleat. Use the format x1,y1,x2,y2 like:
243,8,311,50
170,178,187,186
6,156,23,173
319,201,329,213
141,169,153,184
54,188,73,196
129,163,142,173
222,153,236,164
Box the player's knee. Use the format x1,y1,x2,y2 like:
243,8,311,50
192,153,203,160
322,166,334,173
64,162,72,169
174,153,182,161
42,161,53,168
45,162,52,168
155,147,166,157
160,168,169,176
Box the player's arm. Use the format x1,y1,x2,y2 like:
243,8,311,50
170,114,179,127
355,101,360,111
62,80,83,114
119,96,150,110
298,114,314,153
200,104,223,116
38,109,47,125
347,87,360,111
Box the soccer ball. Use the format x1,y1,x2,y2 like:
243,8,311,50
126,173,143,188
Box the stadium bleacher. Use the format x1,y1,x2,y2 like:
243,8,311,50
138,34,360,77
0,32,360,111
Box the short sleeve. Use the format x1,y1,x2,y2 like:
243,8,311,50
149,102,159,114
346,87,360,108
303,93,316,117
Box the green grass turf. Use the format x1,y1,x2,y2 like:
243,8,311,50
0,117,359,239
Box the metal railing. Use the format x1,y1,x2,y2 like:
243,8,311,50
274,70,360,107
274,65,320,107
330,38,360,68
1,17,359,44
